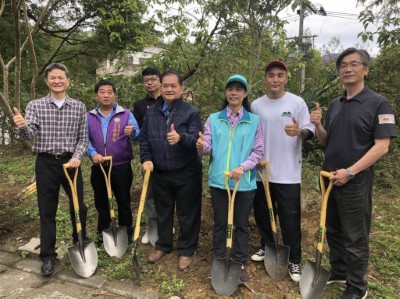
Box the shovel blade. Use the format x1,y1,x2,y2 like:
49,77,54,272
102,226,128,258
264,244,290,280
300,260,331,299
211,257,241,296
68,240,98,278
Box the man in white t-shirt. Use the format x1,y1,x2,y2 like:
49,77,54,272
250,60,315,282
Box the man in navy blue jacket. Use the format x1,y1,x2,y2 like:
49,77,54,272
140,70,202,271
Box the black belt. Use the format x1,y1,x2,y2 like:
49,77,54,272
38,152,73,159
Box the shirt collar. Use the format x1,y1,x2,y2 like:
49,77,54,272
226,106,244,118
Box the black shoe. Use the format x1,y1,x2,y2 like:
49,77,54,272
41,258,55,276
341,286,368,299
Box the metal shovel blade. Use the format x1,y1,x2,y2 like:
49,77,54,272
264,243,290,280
211,257,241,296
68,240,98,278
147,218,158,247
300,260,331,299
102,226,128,258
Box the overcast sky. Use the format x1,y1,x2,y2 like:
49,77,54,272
282,0,380,56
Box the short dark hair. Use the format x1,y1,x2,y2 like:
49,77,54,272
161,70,183,85
336,48,370,70
142,67,161,79
94,79,116,93
44,63,70,78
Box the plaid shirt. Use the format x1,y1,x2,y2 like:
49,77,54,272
18,94,88,159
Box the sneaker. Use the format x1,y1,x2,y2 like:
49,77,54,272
173,227,176,234
141,231,149,244
327,273,346,285
239,265,249,284
250,248,265,262
341,286,368,299
288,262,302,282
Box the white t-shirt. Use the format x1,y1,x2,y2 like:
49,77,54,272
251,92,315,184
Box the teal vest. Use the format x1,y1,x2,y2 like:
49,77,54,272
208,108,260,191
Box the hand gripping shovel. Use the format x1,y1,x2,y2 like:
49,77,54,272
300,171,334,299
211,172,242,296
99,156,128,258
256,160,290,280
62,163,98,278
131,166,151,284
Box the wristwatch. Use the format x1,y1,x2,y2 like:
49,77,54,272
346,168,355,180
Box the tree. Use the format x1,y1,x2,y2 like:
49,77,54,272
357,0,400,47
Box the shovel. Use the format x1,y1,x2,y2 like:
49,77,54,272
62,163,98,278
256,160,290,280
300,171,334,299
211,172,242,296
99,156,128,259
131,166,152,284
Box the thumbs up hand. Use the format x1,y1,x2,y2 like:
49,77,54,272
13,107,26,128
196,132,205,151
310,103,322,126
167,123,180,145
284,116,301,137
124,122,134,136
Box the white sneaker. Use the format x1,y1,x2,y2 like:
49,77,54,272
288,262,302,282
141,231,149,244
250,248,265,262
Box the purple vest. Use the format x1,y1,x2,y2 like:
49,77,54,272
87,106,133,165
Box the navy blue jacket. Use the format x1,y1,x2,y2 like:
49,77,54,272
139,98,201,171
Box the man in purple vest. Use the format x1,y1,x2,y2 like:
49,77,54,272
87,79,139,245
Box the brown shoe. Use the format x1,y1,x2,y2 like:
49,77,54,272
178,256,193,271
148,250,167,263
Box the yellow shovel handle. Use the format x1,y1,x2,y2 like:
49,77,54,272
224,171,240,249
62,163,81,233
133,167,152,241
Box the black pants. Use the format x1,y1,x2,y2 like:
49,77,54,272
35,155,87,261
253,182,302,264
152,163,202,256
326,169,373,295
90,162,133,240
211,187,254,264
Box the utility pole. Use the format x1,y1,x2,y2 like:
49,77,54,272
298,6,305,93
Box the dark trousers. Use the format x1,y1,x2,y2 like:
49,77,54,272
35,155,87,261
90,162,133,240
253,182,302,264
152,163,202,256
326,169,373,294
211,187,254,264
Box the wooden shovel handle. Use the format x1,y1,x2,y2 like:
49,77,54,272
224,172,240,249
99,156,115,218
316,171,334,253
133,167,152,241
256,160,278,234
62,163,82,233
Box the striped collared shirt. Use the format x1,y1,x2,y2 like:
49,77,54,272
18,94,88,159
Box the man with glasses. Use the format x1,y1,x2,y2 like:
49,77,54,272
310,48,396,299
13,63,88,276
133,67,161,246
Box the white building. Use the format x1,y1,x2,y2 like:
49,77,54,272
96,46,164,77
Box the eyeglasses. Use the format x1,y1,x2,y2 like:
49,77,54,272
339,61,365,71
143,77,159,84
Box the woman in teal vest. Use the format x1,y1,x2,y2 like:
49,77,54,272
196,74,264,283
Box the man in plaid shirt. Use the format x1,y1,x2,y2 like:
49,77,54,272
13,63,88,276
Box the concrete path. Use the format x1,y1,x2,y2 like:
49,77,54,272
0,238,159,299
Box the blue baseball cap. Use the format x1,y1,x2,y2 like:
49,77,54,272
225,74,248,90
